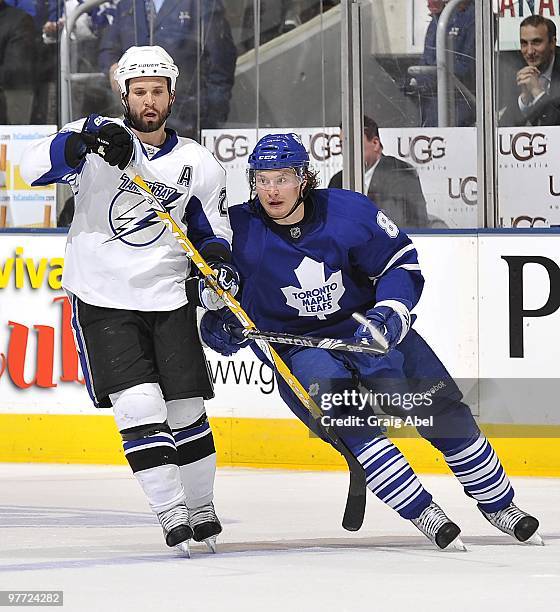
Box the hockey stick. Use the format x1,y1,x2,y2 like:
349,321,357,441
127,170,367,531
236,326,388,355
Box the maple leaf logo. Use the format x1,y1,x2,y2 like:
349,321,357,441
281,257,345,320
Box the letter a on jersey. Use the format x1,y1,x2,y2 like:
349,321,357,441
281,257,345,320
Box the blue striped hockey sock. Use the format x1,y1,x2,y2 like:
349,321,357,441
355,436,432,520
443,435,514,513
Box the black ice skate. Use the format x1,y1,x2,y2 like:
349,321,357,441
411,501,466,550
480,502,543,545
157,502,193,557
189,502,222,553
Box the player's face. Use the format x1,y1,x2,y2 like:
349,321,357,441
126,76,173,133
255,169,305,220
520,24,556,69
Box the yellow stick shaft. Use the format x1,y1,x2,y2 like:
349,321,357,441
130,173,322,419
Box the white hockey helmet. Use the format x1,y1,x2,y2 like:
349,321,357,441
114,45,179,96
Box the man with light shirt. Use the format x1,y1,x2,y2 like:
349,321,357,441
499,15,560,126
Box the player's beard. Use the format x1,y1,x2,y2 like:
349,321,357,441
128,106,170,133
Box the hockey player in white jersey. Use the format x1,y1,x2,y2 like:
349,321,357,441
20,46,238,556
201,133,542,550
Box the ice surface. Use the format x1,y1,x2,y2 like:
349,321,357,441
0,464,558,612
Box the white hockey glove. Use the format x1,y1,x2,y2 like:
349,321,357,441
198,282,226,310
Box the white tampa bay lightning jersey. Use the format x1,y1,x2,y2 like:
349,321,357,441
20,117,232,311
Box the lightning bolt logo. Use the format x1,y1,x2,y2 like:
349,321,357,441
107,176,180,247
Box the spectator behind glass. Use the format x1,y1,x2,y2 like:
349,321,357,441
499,15,560,126
5,0,47,28
409,0,475,127
5,2,70,125
328,116,433,229
41,1,116,120
25,0,59,124
0,0,36,124
41,1,115,43
99,0,236,139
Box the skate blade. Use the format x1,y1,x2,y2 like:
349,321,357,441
447,536,468,552
524,531,544,546
204,536,218,553
174,540,191,558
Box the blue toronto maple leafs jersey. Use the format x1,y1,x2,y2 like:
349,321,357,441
229,188,424,344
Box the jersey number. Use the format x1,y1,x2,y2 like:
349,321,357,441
218,188,228,217
377,211,399,238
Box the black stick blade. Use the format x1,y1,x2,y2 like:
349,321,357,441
342,462,367,531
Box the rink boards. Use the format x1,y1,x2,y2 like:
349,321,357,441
0,230,559,475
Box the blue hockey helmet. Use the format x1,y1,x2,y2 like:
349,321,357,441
248,133,309,171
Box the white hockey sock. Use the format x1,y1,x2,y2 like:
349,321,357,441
167,398,217,508
134,464,186,514
179,454,217,509
111,384,185,514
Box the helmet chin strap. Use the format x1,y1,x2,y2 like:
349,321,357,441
263,179,306,222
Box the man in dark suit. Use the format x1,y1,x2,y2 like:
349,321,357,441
499,15,560,127
328,116,430,228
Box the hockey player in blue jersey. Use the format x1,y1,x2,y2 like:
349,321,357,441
200,133,542,549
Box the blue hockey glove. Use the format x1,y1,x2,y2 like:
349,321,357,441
354,304,410,350
80,114,134,170
200,308,250,356
197,261,240,310
209,261,240,296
